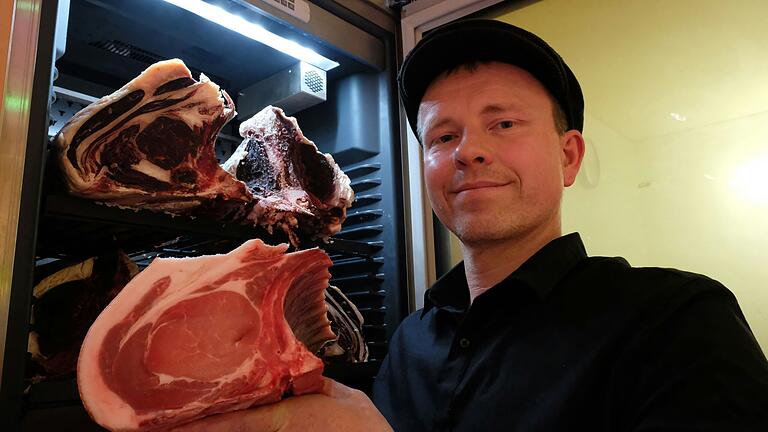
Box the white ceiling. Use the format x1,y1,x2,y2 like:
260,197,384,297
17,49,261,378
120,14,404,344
491,0,768,142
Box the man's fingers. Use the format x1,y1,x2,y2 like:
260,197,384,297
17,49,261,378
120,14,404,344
168,403,281,432
320,376,335,396
319,377,359,399
167,381,378,432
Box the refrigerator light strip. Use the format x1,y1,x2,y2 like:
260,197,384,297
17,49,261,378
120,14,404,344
161,0,339,70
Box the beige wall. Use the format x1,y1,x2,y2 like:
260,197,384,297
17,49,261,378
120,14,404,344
464,0,768,350
562,111,768,349
562,112,649,264
628,112,768,343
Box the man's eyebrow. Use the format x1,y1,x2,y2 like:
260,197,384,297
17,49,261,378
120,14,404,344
480,104,518,115
417,116,455,142
417,101,456,139
425,117,456,132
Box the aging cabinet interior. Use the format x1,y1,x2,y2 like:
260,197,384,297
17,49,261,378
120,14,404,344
1,0,407,429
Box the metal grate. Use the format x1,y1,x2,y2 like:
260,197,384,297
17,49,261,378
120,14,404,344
48,97,88,137
332,162,387,360
90,39,165,65
304,70,324,93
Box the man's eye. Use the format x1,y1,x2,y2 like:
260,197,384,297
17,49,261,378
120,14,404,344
496,120,515,129
432,134,455,145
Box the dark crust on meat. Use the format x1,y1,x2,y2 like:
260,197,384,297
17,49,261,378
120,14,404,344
236,137,277,195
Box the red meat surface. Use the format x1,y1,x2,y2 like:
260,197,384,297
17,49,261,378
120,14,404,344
54,59,252,219
77,239,336,431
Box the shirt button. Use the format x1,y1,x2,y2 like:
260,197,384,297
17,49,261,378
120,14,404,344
459,337,470,349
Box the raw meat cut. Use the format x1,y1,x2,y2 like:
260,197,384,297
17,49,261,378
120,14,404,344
28,250,138,382
223,106,354,244
77,239,337,431
54,58,251,218
54,59,355,241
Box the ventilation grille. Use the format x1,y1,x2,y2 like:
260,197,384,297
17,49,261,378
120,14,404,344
269,0,297,11
90,40,165,64
304,70,324,94
331,162,387,360
86,41,228,89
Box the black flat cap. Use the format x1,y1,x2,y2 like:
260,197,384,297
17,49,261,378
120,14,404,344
398,19,584,137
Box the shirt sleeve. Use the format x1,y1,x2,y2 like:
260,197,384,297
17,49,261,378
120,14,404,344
616,280,768,432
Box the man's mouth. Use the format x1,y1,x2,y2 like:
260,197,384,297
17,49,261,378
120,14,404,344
453,181,509,194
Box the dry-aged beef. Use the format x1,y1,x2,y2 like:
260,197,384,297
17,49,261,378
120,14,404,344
27,251,138,382
223,106,354,244
54,59,251,218
54,59,354,242
77,239,337,431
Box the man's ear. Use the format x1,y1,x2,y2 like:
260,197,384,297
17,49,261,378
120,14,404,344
561,130,585,187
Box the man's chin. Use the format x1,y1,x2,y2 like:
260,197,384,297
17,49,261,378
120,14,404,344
451,224,518,246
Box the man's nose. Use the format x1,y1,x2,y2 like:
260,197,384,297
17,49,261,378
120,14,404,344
453,132,492,168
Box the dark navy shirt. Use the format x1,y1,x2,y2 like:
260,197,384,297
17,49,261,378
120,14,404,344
372,233,768,431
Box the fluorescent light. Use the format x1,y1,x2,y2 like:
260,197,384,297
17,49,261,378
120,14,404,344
729,153,768,205
162,0,339,71
670,112,687,121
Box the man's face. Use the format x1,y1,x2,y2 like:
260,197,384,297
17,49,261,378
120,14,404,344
417,62,583,246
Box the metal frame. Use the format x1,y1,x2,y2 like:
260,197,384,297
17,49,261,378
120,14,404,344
399,0,503,310
1,0,60,423
0,0,45,396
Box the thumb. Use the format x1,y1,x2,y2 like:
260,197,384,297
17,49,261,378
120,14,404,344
319,376,337,397
319,377,361,400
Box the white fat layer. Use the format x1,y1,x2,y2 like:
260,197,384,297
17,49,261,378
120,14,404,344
33,257,94,298
131,159,172,183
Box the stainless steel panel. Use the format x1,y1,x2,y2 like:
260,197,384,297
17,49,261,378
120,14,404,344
236,0,388,70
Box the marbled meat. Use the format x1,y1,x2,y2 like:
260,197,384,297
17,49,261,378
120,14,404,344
77,239,337,431
223,106,354,244
54,59,251,218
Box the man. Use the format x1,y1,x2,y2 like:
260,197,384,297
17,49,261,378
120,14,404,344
178,19,768,432
372,19,768,431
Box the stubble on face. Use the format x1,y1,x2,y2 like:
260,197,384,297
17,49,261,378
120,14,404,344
419,63,567,249
442,175,562,248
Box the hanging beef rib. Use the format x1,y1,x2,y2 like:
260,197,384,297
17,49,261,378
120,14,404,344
223,106,354,244
77,239,337,431
54,58,251,218
28,250,139,383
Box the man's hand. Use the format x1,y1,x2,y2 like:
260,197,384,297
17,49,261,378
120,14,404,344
169,378,392,432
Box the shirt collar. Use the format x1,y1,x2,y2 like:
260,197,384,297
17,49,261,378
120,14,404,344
422,232,588,317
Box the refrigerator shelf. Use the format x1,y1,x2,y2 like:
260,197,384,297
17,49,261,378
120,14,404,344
40,193,383,258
